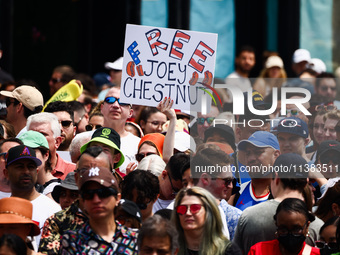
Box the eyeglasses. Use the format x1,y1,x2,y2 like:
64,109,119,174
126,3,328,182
320,86,337,92
60,120,73,128
168,174,180,195
197,117,215,125
216,177,234,187
176,204,203,215
5,98,18,107
135,152,157,162
320,155,340,165
85,124,102,131
50,78,62,84
104,97,130,106
136,200,151,210
74,114,85,127
315,104,337,112
146,121,166,127
286,109,299,116
315,240,338,250
276,221,308,237
0,152,6,158
81,187,117,200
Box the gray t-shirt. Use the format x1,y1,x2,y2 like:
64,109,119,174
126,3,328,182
233,199,324,254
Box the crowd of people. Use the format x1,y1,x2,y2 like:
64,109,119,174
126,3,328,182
0,48,338,255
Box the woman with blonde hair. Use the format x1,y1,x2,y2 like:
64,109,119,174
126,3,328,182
253,55,287,97
172,187,241,255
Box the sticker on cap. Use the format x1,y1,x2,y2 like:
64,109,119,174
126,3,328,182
101,128,111,138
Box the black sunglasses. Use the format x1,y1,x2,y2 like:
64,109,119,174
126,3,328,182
60,120,73,128
81,187,117,200
135,152,157,162
5,98,19,107
315,240,338,250
85,124,102,131
104,97,130,106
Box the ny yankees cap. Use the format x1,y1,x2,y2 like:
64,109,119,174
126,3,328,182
78,166,118,190
6,145,42,167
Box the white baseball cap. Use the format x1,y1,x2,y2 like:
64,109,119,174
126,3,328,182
308,58,326,74
105,57,123,71
292,49,311,64
265,56,284,69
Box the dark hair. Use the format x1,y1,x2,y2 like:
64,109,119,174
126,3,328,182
274,198,315,222
79,146,104,159
0,120,15,138
319,216,339,236
0,138,23,152
44,101,74,122
315,181,340,222
120,170,160,203
337,216,340,250
23,105,43,119
166,153,190,181
135,106,161,127
138,215,179,254
180,159,190,177
275,177,308,194
0,234,27,255
191,147,232,184
315,72,336,88
236,45,255,57
155,208,173,220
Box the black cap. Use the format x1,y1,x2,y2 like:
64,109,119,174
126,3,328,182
6,145,42,167
52,172,78,203
119,199,142,223
273,153,308,179
204,124,236,151
316,140,340,160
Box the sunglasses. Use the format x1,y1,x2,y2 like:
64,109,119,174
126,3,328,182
197,117,215,125
81,187,117,200
320,86,337,92
5,98,18,107
216,177,234,187
60,120,73,128
50,78,62,84
104,97,130,106
135,152,157,162
315,104,337,112
315,241,338,250
136,200,151,210
176,204,203,215
286,109,299,116
320,155,340,165
85,124,102,131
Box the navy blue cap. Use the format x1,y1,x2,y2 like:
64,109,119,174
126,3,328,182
277,117,309,138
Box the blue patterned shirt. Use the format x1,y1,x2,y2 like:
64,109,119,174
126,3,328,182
220,199,242,240
60,221,138,254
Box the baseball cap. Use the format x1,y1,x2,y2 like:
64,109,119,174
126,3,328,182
79,166,119,190
316,140,340,159
6,145,42,167
52,172,78,203
204,124,236,151
276,117,309,138
238,131,280,151
19,130,49,150
119,199,142,223
307,58,326,74
105,57,123,71
265,56,284,69
174,131,196,153
273,153,308,178
292,49,311,64
80,127,125,168
0,197,40,236
0,85,44,111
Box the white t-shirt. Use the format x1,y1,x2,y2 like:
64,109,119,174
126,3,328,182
0,191,11,199
31,194,61,247
120,132,141,174
153,198,173,213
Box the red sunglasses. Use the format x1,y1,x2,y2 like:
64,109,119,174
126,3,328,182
176,204,202,215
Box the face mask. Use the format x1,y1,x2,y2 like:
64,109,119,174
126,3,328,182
277,233,306,253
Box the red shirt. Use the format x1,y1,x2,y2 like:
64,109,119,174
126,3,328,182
52,153,76,180
248,239,320,255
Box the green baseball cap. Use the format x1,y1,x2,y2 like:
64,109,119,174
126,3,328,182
19,130,49,150
80,127,125,168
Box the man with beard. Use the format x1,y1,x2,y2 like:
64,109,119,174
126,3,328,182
4,145,61,248
229,131,280,211
0,138,23,198
45,101,76,151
